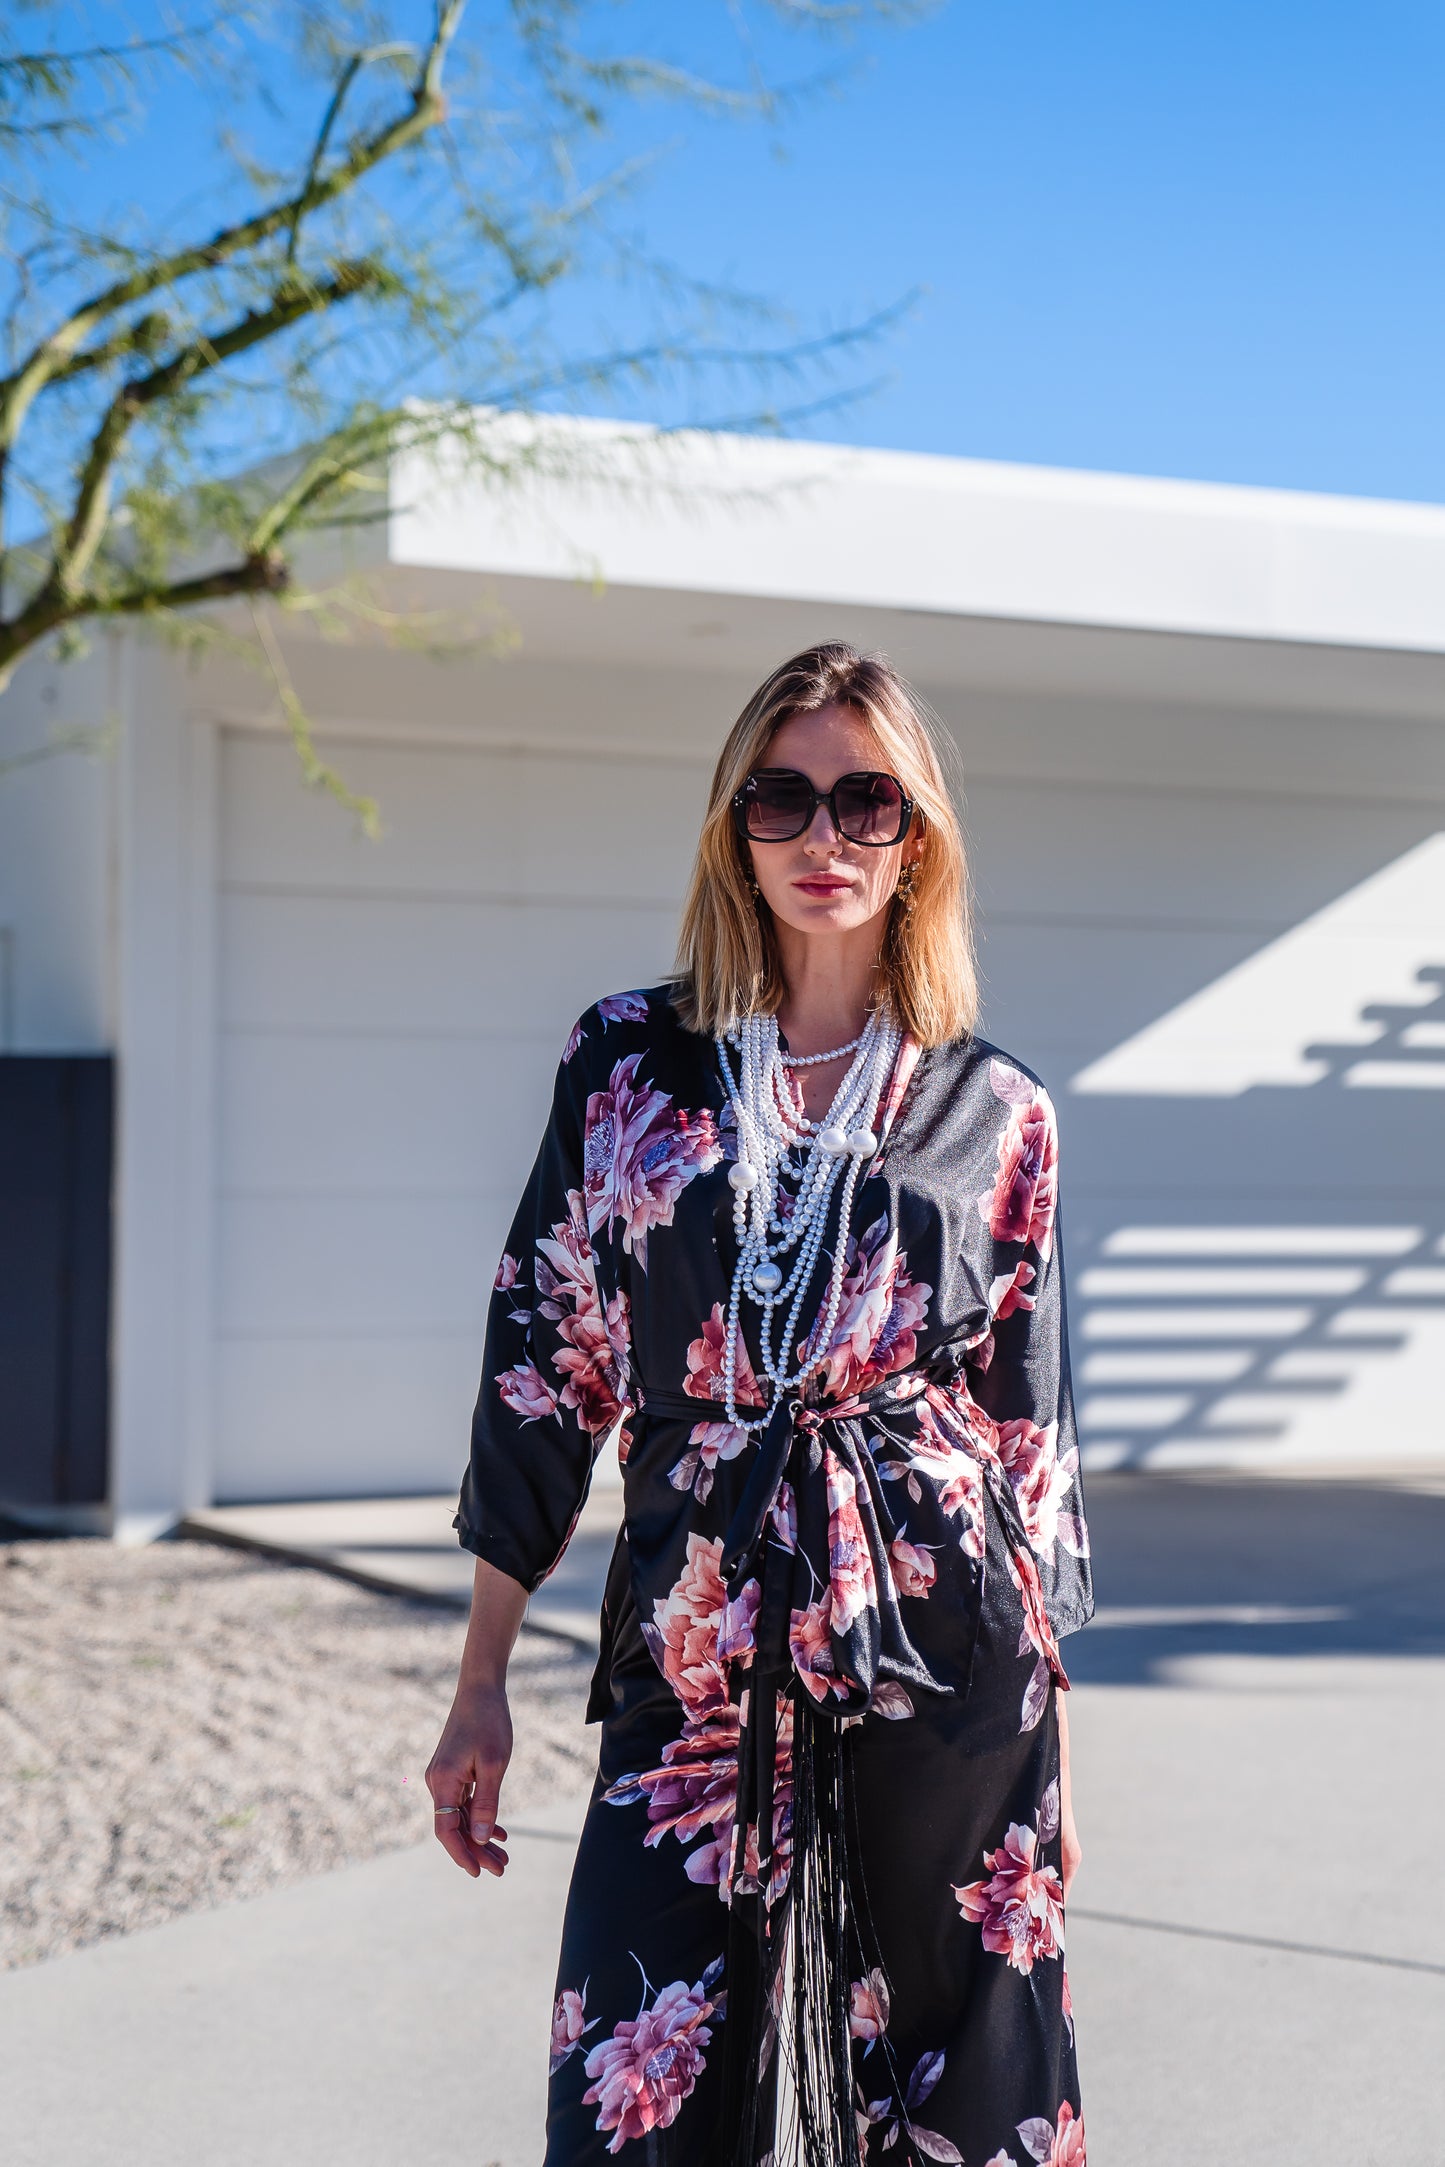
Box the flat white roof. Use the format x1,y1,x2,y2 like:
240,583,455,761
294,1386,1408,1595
389,417,1445,656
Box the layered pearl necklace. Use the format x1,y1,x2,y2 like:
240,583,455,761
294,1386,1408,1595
714,1008,902,1430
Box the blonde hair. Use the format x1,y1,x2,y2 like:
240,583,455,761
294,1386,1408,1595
673,642,977,1047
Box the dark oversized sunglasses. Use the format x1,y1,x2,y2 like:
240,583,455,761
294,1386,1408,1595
733,767,915,847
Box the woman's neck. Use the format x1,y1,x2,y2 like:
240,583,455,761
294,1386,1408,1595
773,923,883,1057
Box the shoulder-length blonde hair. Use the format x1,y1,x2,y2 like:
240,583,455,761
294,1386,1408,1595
673,642,977,1047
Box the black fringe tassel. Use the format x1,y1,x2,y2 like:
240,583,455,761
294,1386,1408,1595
720,1669,777,2167
721,1691,858,2167
788,1695,856,2167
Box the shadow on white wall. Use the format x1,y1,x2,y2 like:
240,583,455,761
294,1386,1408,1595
1062,835,1445,1472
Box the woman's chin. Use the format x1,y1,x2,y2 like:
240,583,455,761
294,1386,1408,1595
773,900,872,938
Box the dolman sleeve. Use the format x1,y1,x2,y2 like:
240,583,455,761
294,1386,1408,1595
454,1014,628,1592
966,1066,1094,1638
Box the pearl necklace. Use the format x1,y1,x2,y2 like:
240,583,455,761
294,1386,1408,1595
714,1008,901,1430
779,1032,865,1068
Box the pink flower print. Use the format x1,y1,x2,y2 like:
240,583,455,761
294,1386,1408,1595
717,1577,760,1667
606,1285,633,1379
535,1197,627,1437
643,1533,730,1719
938,1458,985,1547
909,1399,987,1560
1008,1540,1068,1732
603,1707,739,1880
804,1216,932,1401
670,1419,750,1504
1009,1543,1065,1676
498,1359,558,1423
979,1062,1058,1260
724,1696,795,1909
597,990,650,1026
670,1304,762,1496
996,1418,1077,1557
494,1251,520,1292
730,1788,796,1910
922,1377,1001,1469
770,1480,798,1552
1016,2102,1086,2165
550,1984,596,2073
584,1054,721,1267
1062,1965,1074,2047
789,1595,848,1702
606,1699,792,1907
989,1260,1036,1320
849,1967,890,2048
684,1302,763,1409
581,1973,718,2153
551,1329,624,1436
825,1448,878,1635
954,1819,1065,1976
888,1537,937,1600
562,1017,586,1063
534,1196,599,1317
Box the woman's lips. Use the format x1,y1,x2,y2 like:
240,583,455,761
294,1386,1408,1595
794,876,851,896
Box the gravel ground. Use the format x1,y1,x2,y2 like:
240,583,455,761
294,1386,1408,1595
0,1536,598,1973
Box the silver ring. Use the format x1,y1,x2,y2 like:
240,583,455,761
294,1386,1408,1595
433,1805,461,1817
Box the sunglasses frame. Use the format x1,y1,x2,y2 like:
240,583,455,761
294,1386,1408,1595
732,766,916,848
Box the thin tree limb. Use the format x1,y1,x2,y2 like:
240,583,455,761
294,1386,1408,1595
0,0,464,455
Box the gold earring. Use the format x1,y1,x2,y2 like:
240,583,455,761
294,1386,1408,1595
896,863,917,913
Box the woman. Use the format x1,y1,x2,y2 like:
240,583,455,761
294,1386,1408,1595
428,644,1092,2167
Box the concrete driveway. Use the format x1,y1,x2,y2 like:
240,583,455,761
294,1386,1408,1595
4,1470,1443,2167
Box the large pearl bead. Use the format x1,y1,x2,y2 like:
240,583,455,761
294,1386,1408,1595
847,1128,878,1158
818,1125,849,1156
728,1160,759,1192
752,1258,784,1296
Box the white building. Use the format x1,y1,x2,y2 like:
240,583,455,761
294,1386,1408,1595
3,422,1443,1539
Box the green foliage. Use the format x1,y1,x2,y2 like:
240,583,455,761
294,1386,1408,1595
0,1,923,799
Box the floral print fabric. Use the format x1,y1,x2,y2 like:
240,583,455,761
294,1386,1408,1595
456,987,1091,2164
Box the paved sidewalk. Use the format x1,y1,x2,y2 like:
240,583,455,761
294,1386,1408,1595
7,1471,1444,2165
0,1793,589,2167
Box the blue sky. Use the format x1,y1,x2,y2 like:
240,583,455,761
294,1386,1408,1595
560,0,1445,501
26,1,1445,502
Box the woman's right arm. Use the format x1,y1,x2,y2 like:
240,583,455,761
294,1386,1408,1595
429,1012,626,1882
426,1557,530,1879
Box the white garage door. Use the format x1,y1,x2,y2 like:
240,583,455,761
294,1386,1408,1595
213,726,704,1502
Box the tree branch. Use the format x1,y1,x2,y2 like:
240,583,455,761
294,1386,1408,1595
50,265,382,605
0,0,465,455
284,42,414,266
246,412,403,557
0,18,231,91
0,547,287,683
97,552,291,617
43,312,171,388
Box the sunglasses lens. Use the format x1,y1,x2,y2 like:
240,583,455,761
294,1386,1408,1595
743,772,815,839
835,772,907,843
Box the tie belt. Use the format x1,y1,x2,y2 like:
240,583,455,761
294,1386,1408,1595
636,1351,1063,1720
